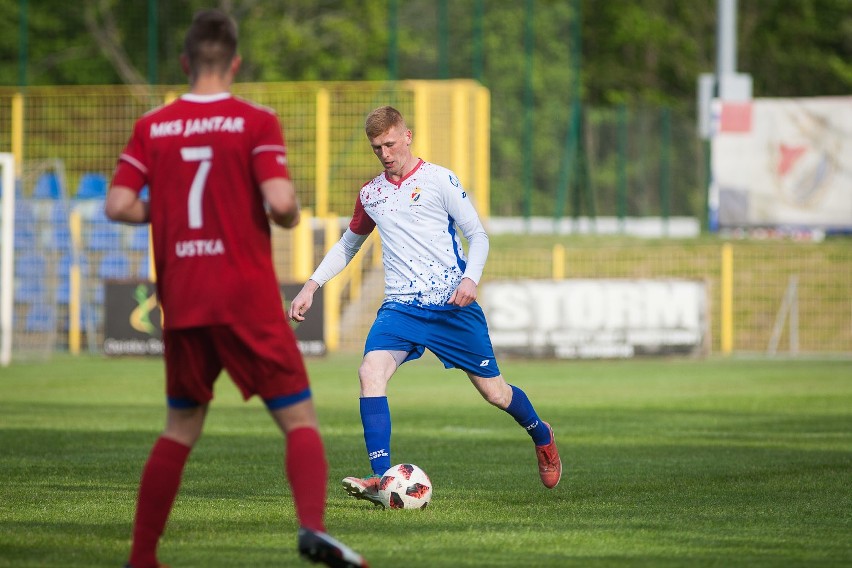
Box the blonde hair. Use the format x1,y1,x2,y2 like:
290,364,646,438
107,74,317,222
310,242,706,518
365,106,407,139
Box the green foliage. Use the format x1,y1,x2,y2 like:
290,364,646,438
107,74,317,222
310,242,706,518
1,354,850,566
1,0,850,217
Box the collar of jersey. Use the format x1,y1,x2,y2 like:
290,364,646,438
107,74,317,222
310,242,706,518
385,158,424,186
181,92,232,103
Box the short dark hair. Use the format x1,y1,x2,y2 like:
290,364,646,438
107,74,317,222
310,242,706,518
183,9,238,78
365,106,407,139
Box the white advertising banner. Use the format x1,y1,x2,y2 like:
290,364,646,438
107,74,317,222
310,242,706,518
480,279,708,359
710,96,852,230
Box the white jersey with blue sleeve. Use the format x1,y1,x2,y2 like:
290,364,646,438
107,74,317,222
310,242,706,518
348,159,488,307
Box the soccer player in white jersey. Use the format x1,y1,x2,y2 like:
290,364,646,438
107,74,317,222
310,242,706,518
288,106,561,504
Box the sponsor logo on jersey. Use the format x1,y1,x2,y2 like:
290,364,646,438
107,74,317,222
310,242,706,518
449,174,460,187
175,238,225,257
364,195,389,209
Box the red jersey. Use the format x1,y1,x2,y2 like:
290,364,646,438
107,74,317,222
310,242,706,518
112,93,290,329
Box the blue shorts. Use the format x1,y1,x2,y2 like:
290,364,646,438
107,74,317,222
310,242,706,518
364,301,501,378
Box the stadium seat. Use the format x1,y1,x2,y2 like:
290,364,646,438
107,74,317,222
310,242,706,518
13,224,37,250
49,224,72,252
98,252,131,280
128,226,149,251
57,253,90,305
75,173,108,199
33,172,62,199
87,221,122,252
16,277,46,304
14,200,36,224
49,201,70,225
15,253,46,279
25,304,56,333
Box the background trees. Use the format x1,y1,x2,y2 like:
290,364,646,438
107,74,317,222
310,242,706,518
1,0,850,217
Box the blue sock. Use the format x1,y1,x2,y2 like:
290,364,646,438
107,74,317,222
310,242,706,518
504,385,551,446
360,396,391,475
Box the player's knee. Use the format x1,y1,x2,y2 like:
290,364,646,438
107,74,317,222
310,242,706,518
480,387,510,409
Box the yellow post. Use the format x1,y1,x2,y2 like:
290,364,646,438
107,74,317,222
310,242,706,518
292,209,314,282
68,211,82,355
451,85,470,188
321,216,342,350
474,85,491,219
552,243,565,279
12,93,24,173
147,228,155,282
413,83,431,161
315,88,330,217
323,214,339,254
323,275,341,353
720,242,734,355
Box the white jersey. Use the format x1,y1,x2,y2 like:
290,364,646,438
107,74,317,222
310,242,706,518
348,159,488,307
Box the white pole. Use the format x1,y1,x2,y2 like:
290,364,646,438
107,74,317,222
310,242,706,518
0,153,15,367
716,0,738,78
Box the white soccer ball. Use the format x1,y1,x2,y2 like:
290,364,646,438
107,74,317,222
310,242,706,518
378,463,433,510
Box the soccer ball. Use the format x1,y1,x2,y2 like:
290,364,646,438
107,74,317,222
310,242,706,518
378,463,432,510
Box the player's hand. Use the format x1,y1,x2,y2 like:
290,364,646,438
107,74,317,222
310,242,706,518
288,284,316,322
447,277,477,307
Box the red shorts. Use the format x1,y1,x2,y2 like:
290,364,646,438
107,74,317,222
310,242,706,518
163,320,309,409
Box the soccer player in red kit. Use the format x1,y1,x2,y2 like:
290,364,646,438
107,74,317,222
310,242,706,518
105,9,367,568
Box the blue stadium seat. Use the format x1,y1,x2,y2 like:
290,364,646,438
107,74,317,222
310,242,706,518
75,173,108,199
49,224,72,252
15,253,46,279
33,172,62,199
57,253,90,305
49,201,70,224
128,226,149,251
14,200,36,224
25,304,56,333
87,221,122,252
16,277,45,304
13,226,37,250
98,252,131,280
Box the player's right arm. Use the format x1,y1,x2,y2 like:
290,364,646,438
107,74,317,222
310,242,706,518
288,228,369,322
105,184,150,224
288,195,373,322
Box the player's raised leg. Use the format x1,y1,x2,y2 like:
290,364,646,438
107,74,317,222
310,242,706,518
469,374,562,488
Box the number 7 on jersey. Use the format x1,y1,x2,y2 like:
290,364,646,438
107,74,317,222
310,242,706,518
181,146,213,229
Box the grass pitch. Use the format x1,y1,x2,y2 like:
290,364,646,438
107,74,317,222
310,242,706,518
1,354,850,567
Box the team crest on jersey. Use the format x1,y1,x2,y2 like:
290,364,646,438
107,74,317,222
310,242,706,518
410,187,422,202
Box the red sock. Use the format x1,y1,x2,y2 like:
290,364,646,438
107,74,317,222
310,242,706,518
128,436,191,568
286,427,327,532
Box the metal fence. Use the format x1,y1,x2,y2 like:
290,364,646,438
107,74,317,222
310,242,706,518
1,83,850,360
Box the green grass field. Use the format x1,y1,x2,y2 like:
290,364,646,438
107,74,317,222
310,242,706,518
1,354,850,567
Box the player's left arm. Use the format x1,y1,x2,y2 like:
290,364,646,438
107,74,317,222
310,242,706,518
447,217,488,307
443,175,489,307
261,177,300,229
